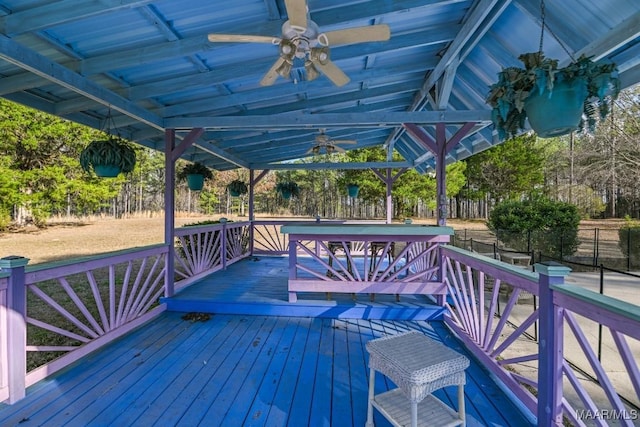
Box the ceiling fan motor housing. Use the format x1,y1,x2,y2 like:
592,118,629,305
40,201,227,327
281,20,321,59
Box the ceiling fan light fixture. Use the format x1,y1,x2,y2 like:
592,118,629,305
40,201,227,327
276,59,293,79
304,60,320,81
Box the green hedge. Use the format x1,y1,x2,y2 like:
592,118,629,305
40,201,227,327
488,198,581,259
618,226,640,259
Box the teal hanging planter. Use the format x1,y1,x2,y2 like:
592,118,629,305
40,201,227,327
347,184,360,198
524,77,587,138
275,182,299,200
93,164,121,178
186,174,205,191
280,189,292,200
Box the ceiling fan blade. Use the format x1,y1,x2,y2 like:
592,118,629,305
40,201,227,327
322,25,391,46
333,145,347,153
260,57,287,86
313,58,350,87
284,0,308,31
332,140,358,145
208,34,279,44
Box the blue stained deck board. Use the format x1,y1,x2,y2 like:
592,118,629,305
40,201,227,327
286,317,323,427
240,316,302,426
263,318,310,426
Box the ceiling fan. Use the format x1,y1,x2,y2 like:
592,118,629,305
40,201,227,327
307,129,357,155
207,0,390,87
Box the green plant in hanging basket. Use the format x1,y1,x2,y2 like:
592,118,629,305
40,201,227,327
486,52,620,139
79,136,137,177
177,162,214,191
276,181,300,200
227,179,248,197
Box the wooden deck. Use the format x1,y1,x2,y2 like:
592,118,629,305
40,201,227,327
0,255,535,426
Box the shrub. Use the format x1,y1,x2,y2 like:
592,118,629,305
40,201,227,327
0,208,10,231
618,225,640,262
487,198,581,259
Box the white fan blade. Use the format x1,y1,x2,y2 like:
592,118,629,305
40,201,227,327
208,34,279,44
313,58,350,87
260,57,286,86
332,140,357,145
322,25,390,46
284,0,308,31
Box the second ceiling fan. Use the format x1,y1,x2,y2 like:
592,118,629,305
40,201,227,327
307,130,357,155
207,0,390,87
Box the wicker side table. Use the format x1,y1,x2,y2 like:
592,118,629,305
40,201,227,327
365,331,470,427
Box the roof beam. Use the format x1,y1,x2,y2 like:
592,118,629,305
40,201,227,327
383,0,511,151
0,34,163,131
250,162,412,171
166,110,492,130
0,0,154,35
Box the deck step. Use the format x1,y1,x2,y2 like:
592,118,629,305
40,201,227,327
162,297,446,320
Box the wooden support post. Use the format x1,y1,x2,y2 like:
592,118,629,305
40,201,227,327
536,262,571,427
1,256,29,404
164,129,176,298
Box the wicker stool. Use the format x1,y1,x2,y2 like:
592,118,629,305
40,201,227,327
365,331,470,427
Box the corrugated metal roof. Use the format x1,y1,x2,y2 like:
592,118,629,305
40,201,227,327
0,0,638,172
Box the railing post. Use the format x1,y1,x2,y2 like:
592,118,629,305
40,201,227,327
1,256,29,404
536,261,571,427
221,220,228,270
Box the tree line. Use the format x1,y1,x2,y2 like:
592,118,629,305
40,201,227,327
0,86,639,230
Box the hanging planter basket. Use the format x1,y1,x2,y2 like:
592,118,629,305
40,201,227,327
276,182,299,200
79,137,136,178
227,180,248,197
280,189,292,200
93,164,122,178
524,77,587,138
186,174,205,191
347,184,360,198
178,162,213,191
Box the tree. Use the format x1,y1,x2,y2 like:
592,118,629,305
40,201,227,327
572,88,640,218
0,99,128,225
464,134,545,202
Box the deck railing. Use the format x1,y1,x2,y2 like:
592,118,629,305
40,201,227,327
441,245,640,426
0,272,9,403
0,246,169,404
251,219,332,256
173,221,251,290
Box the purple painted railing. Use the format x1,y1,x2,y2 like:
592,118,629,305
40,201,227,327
251,220,326,256
285,232,447,303
0,272,8,403
173,221,251,290
441,245,640,426
0,246,169,404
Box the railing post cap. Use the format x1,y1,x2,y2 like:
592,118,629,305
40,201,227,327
535,261,571,277
0,255,30,269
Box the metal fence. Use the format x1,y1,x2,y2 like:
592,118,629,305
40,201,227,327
452,227,640,272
